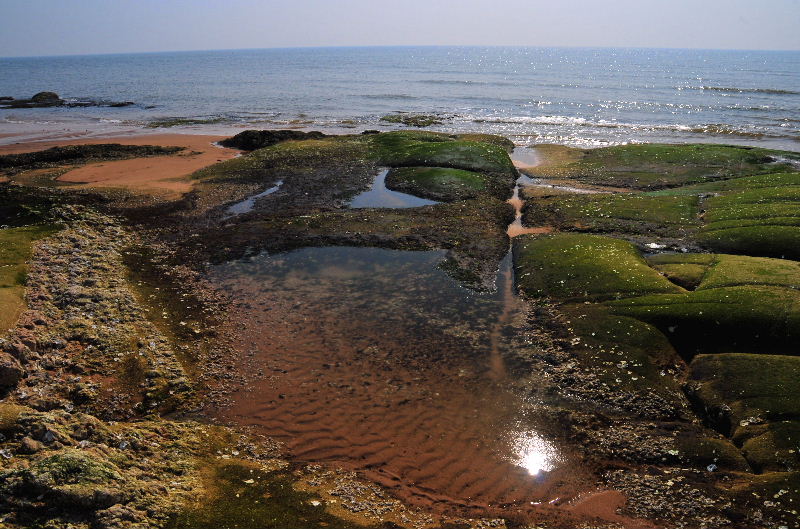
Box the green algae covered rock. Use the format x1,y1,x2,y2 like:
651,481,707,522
523,192,700,237
674,435,751,472
167,461,366,529
736,421,800,472
646,253,800,291
699,185,800,260
687,354,800,436
608,286,800,356
529,143,797,190
1,449,126,510
385,166,487,201
514,233,684,301
646,253,715,290
559,303,687,414
369,130,516,176
380,113,443,127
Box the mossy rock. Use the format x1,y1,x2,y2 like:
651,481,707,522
219,130,327,151
167,460,371,529
455,133,515,151
0,224,59,333
687,354,800,436
560,303,685,407
608,286,800,357
646,253,715,290
735,421,800,472
368,131,516,176
697,254,800,290
380,113,443,127
1,449,126,510
385,166,487,201
647,171,800,196
698,185,800,259
646,253,800,292
523,192,700,237
0,403,30,432
700,225,800,261
528,143,798,190
674,435,751,471
727,471,800,524
513,233,684,302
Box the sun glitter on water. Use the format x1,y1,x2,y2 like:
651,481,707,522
513,431,560,475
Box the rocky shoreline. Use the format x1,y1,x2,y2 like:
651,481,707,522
1,130,800,528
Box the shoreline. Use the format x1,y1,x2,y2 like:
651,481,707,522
2,118,799,153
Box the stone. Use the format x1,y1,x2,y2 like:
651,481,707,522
0,352,24,387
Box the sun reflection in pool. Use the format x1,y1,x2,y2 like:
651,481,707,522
513,431,559,475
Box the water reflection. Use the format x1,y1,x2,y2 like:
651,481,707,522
211,246,581,509
349,169,438,208
225,179,283,217
513,430,560,475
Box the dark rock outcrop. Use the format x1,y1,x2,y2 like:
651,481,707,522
0,352,23,388
219,129,327,151
0,92,134,109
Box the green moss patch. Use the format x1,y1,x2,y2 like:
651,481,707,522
697,254,800,290
380,113,443,127
696,184,800,259
736,421,800,473
167,461,370,529
368,131,516,176
523,193,700,237
514,233,684,301
385,166,487,201
688,354,800,436
528,143,798,190
0,224,59,333
674,435,751,472
560,304,684,402
648,171,800,196
646,253,714,290
699,225,800,261
608,286,800,357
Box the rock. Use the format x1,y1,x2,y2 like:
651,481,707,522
0,352,24,387
219,129,327,151
31,91,60,103
19,436,44,454
95,504,146,528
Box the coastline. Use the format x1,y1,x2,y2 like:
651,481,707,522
2,125,800,528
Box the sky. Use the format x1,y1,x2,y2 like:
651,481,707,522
1,0,799,57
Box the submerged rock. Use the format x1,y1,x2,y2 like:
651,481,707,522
0,92,136,109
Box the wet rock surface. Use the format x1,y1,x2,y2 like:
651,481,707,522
0,92,135,109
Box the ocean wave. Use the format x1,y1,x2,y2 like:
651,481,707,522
361,94,419,100
681,86,800,96
464,114,799,140
418,79,513,87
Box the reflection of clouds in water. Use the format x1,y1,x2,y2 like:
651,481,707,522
513,430,559,475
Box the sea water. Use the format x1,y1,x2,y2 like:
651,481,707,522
1,46,798,149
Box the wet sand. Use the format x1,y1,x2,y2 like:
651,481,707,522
0,133,239,198
210,246,652,527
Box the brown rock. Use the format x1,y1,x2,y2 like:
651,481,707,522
0,352,23,387
19,436,44,454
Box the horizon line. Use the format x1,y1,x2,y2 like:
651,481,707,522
3,43,800,60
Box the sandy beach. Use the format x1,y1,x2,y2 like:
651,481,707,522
0,133,239,197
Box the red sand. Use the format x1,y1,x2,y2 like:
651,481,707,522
0,134,239,198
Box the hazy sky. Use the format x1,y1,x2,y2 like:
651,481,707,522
1,0,799,57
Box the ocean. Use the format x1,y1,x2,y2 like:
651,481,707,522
1,46,798,150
